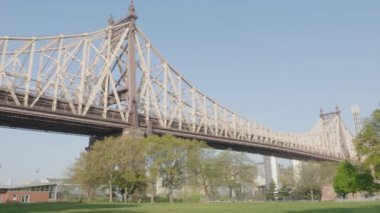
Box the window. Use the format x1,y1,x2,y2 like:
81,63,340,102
12,194,17,201
48,186,56,199
21,195,30,203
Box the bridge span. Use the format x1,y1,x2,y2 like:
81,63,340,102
0,3,356,162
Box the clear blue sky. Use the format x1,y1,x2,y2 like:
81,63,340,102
0,0,379,184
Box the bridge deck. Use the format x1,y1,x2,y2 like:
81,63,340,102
0,104,339,162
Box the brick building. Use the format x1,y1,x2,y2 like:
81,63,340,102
0,178,111,203
0,183,58,203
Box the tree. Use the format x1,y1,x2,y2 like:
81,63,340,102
356,167,375,194
68,152,100,201
111,137,146,203
278,166,295,200
265,180,276,201
354,108,380,179
87,137,122,203
294,161,338,201
187,148,221,200
278,185,292,201
144,135,160,203
333,161,358,199
69,136,146,203
113,171,147,202
217,150,255,200
297,162,321,201
144,135,199,204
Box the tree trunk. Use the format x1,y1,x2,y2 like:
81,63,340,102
169,189,173,204
310,188,314,201
229,187,233,201
89,193,93,202
108,178,113,203
150,181,155,203
204,185,209,200
86,191,93,202
124,187,128,203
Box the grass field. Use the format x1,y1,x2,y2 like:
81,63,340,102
1,201,380,213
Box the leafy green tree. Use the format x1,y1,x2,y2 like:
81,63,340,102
265,180,276,201
297,162,321,201
333,161,358,199
69,136,147,203
144,135,199,204
68,152,100,201
144,135,160,203
85,137,118,203
113,171,147,202
278,166,295,200
217,150,255,200
296,161,337,201
354,108,380,179
278,185,292,201
111,137,147,202
187,148,221,200
355,166,375,194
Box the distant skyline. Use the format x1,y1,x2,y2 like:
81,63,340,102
1,0,380,184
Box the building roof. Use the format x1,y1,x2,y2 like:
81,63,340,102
0,178,68,190
0,182,58,190
32,177,66,185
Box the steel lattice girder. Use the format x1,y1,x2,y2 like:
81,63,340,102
0,19,357,161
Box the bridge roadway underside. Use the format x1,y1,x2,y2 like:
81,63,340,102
152,128,340,162
0,104,126,136
0,104,339,162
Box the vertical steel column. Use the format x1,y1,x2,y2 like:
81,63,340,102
24,39,36,107
163,63,168,127
145,43,151,126
78,36,88,114
178,76,182,130
52,37,64,112
0,39,8,88
127,2,138,127
191,88,196,132
203,96,207,134
214,104,218,136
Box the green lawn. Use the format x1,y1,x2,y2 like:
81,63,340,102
1,201,380,213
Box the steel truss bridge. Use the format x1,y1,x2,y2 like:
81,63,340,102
0,4,356,161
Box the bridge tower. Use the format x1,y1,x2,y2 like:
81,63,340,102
86,1,141,149
109,0,139,129
351,106,362,135
126,0,138,129
108,0,143,138
319,106,356,160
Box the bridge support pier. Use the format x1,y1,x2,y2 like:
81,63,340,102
85,123,152,151
122,127,145,138
321,182,335,201
85,135,105,151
